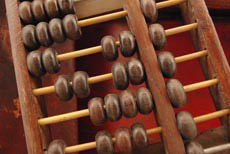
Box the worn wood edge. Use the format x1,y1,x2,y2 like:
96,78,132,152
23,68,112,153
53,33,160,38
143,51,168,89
5,0,51,153
124,0,185,153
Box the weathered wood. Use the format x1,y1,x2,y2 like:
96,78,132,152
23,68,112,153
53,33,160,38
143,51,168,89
124,0,185,153
5,0,51,153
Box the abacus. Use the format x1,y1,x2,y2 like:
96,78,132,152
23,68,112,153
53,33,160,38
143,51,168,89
5,0,230,153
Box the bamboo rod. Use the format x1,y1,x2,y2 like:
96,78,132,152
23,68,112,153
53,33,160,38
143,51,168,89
204,143,230,154
184,79,218,93
175,50,208,63
165,23,198,36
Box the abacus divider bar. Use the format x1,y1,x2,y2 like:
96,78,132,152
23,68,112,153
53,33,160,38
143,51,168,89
165,23,198,36
204,143,230,154
175,50,208,63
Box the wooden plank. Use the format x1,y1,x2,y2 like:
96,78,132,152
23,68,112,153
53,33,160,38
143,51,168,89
124,0,185,153
5,0,51,153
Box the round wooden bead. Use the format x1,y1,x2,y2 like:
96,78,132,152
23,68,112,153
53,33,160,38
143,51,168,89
140,0,158,22
186,141,205,154
49,18,66,43
42,48,60,74
166,79,187,108
47,139,66,154
131,123,149,149
27,50,46,77
22,25,40,51
115,127,132,153
36,22,53,47
112,62,129,90
31,0,47,22
104,94,122,122
149,24,166,50
63,14,82,40
101,36,118,61
19,1,34,25
72,71,90,98
44,0,61,19
136,88,153,114
95,131,114,154
54,75,73,101
176,111,197,140
88,97,107,126
120,90,137,118
158,51,176,78
57,0,74,15
119,31,136,57
127,58,145,85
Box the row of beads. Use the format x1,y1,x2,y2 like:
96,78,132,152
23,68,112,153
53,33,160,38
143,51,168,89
19,0,74,25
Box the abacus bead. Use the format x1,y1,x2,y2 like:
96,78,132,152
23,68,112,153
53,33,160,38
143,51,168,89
49,18,66,43
101,36,118,61
57,0,74,15
158,52,176,78
96,131,114,154
27,50,46,77
112,62,129,90
140,0,158,22
166,79,187,108
115,127,132,153
176,111,197,140
47,139,66,154
63,14,82,40
127,59,145,85
88,97,106,126
36,22,53,47
149,24,166,50
44,0,60,19
22,25,40,50
136,88,153,114
131,123,149,149
42,48,60,74
72,71,90,98
54,75,73,101
120,90,137,118
119,31,136,57
19,1,34,25
31,0,47,22
186,141,205,154
104,94,122,122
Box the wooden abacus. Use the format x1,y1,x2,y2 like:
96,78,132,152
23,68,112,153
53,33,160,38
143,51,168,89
5,0,230,153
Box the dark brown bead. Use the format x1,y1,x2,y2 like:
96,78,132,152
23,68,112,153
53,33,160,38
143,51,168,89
166,79,187,108
57,0,74,15
149,24,166,50
136,88,153,114
127,59,145,85
120,90,137,118
104,94,122,122
27,50,46,77
31,0,47,22
54,75,73,101
44,0,60,19
19,1,34,25
140,0,158,22
158,51,176,78
176,111,197,140
72,71,90,98
101,36,118,61
186,141,205,154
42,48,60,74
131,123,149,149
47,139,66,154
88,97,106,126
112,62,129,90
119,31,136,57
63,14,82,40
96,131,114,154
36,22,53,47
22,25,40,51
49,18,66,43
115,127,132,154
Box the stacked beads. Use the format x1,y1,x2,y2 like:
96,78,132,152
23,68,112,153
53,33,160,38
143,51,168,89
149,23,167,50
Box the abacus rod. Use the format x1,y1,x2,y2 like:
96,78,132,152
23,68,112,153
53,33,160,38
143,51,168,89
165,23,198,36
64,109,230,153
204,143,230,154
175,50,208,63
184,79,218,93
